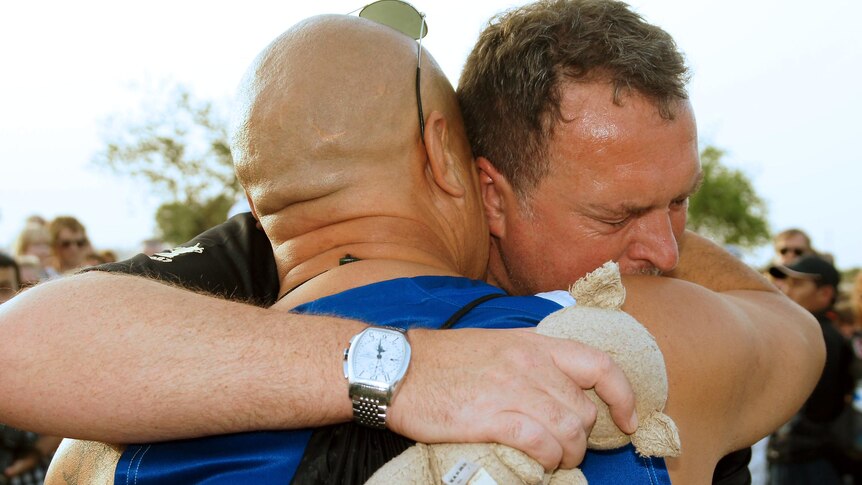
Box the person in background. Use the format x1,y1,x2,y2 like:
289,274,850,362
11,256,40,291
0,254,19,305
837,271,862,483
98,250,117,264
853,272,862,327
772,228,815,266
140,239,167,257
767,255,853,484
47,216,90,274
23,216,46,228
12,224,55,281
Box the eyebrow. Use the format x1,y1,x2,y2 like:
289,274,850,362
601,168,705,218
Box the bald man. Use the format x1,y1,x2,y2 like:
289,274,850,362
41,10,822,485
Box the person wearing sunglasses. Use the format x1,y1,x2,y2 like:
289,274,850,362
772,228,815,266
47,216,91,275
5,1,821,484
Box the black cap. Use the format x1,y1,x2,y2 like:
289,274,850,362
769,254,840,288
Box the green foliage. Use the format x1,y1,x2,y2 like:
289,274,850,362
94,84,240,244
688,146,770,248
155,195,236,244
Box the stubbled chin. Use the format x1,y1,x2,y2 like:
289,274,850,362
623,265,662,277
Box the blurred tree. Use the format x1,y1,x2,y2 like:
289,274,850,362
688,146,770,248
94,84,240,244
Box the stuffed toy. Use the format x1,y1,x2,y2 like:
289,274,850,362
365,261,681,485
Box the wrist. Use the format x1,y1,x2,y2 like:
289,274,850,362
343,326,411,429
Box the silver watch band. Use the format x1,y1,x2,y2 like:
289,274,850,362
344,326,410,429
352,395,388,428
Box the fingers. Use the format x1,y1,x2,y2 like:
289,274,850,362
550,339,638,434
489,412,568,471
534,387,597,469
4,453,38,477
466,363,595,470
388,328,636,471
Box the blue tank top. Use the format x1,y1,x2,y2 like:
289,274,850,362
115,276,670,484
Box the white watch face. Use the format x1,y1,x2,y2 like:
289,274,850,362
352,328,409,385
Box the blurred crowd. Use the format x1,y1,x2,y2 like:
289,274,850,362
755,228,862,485
0,218,860,484
0,215,167,485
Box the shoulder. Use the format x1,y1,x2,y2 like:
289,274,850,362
84,213,279,305
620,275,822,465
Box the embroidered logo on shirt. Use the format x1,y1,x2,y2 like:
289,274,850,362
149,243,205,263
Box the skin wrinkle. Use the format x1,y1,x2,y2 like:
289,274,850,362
310,122,347,144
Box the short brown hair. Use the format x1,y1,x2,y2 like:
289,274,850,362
49,216,87,245
773,228,812,250
458,0,689,197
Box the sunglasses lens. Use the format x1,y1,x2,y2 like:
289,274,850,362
359,0,427,40
60,239,87,249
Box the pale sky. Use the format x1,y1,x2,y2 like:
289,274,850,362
1,0,860,269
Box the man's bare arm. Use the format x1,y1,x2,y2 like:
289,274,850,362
622,252,823,481
0,271,635,470
0,271,362,441
669,230,776,293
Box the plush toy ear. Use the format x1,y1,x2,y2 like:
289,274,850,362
569,261,626,310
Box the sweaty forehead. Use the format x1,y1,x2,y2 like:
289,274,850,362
552,90,696,173
539,85,699,212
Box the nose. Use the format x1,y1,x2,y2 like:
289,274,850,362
629,210,680,273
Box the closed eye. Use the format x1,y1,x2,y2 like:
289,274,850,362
601,215,632,228
670,196,689,209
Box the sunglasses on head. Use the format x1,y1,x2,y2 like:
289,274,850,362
779,247,805,257
353,0,428,140
59,238,88,249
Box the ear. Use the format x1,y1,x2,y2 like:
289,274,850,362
423,110,466,198
476,157,514,239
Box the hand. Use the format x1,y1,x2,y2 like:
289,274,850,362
386,328,637,471
4,451,39,478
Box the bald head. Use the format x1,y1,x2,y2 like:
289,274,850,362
230,14,488,285
232,14,465,219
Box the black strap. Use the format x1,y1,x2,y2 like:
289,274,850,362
441,292,506,329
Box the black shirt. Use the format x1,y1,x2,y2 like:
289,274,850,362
89,212,279,307
768,312,853,464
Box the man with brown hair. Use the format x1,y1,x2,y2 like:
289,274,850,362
459,0,692,297
47,216,90,274
458,1,804,482
772,228,815,266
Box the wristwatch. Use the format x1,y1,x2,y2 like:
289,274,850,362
343,326,411,428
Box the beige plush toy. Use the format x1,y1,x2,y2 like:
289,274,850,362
365,262,681,485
